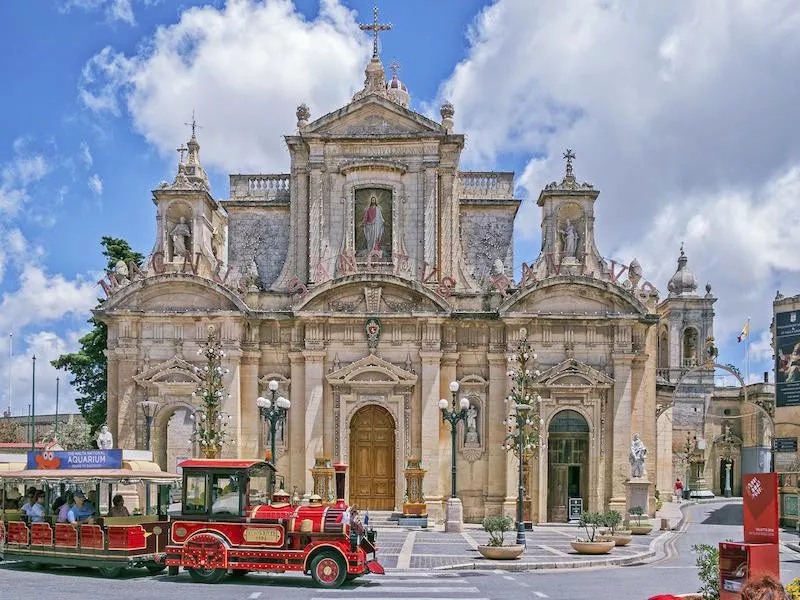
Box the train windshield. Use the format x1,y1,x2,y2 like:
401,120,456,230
248,466,274,507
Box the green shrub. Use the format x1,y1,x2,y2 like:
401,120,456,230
630,505,644,525
603,510,622,534
692,544,719,600
578,511,603,542
482,515,514,547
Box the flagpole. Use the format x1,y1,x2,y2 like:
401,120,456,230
8,332,12,416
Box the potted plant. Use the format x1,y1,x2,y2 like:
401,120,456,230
570,512,615,555
477,515,525,560
603,510,632,546
629,506,653,535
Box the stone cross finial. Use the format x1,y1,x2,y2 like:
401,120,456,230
185,109,203,137
176,145,188,163
389,59,400,77
563,148,576,177
359,5,392,58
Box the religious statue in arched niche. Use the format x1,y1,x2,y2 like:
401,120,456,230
465,401,480,446
355,188,392,260
169,215,192,261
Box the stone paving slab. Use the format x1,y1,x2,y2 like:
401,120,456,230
373,523,661,571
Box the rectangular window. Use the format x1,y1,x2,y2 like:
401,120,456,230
184,475,208,514
248,467,275,507
211,473,242,516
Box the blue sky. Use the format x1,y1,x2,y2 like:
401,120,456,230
1,0,799,416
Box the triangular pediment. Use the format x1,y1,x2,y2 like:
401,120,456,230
133,355,201,386
534,358,614,388
306,96,443,136
326,354,418,388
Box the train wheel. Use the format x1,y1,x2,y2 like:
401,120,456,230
310,551,347,588
97,566,124,578
146,564,167,574
187,567,227,584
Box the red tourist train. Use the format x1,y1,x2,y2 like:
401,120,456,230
0,452,383,588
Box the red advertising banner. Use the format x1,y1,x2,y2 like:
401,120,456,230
742,473,779,544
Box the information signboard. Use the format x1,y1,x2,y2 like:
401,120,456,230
743,473,779,544
774,437,798,453
776,310,800,407
26,449,123,470
568,497,583,521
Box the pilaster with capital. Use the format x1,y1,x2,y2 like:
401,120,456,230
609,352,634,511
419,350,443,521
289,352,307,493
303,350,326,492
487,353,514,517
239,352,261,459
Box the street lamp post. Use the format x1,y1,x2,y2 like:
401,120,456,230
256,380,291,465
439,381,470,532
30,355,36,450
513,403,532,546
139,400,159,451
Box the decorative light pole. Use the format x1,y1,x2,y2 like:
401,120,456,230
503,327,541,541
191,326,232,459
256,379,291,464
139,399,158,451
30,355,36,450
439,381,469,532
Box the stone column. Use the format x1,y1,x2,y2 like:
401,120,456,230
303,350,326,493
423,164,438,268
420,351,443,521
115,349,139,451
289,352,306,494
487,353,512,517
307,165,322,283
106,351,120,445
239,352,261,459
609,352,634,513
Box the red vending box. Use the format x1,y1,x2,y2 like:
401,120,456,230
719,542,780,599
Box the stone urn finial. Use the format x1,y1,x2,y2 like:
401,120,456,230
440,101,454,132
296,103,310,130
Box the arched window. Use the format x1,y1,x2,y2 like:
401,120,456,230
682,328,699,367
658,329,669,369
548,410,589,433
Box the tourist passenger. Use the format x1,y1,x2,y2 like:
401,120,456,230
20,487,42,520
108,494,129,517
67,490,95,524
740,576,789,600
22,491,45,523
3,487,21,510
57,491,74,523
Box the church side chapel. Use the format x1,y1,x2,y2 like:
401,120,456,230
95,12,758,523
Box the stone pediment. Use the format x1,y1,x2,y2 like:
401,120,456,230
133,355,201,388
534,358,614,388
326,354,418,388
296,277,450,315
305,96,443,136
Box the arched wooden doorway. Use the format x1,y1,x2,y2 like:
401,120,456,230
547,409,590,522
349,405,395,510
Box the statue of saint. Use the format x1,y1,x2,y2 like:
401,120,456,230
170,216,191,259
629,433,647,478
97,425,114,450
466,406,478,433
360,195,385,258
560,218,579,258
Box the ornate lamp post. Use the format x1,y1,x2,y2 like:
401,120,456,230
138,399,158,451
717,424,739,498
256,379,291,464
512,402,532,546
439,381,469,532
191,326,232,459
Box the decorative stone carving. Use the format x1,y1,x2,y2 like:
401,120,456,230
96,425,113,450
296,103,310,129
170,216,191,260
364,317,381,352
364,286,382,313
630,433,647,478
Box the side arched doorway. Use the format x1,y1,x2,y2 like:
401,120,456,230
547,409,590,522
349,405,396,510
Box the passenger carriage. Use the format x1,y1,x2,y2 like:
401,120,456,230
0,448,178,577
164,458,383,587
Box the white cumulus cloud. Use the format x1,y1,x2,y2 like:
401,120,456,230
88,173,103,196
78,0,371,173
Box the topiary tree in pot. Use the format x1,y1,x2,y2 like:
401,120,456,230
570,512,615,555
478,515,524,560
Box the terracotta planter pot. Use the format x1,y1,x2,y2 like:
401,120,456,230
477,545,525,560
612,534,632,546
630,524,653,535
570,540,615,555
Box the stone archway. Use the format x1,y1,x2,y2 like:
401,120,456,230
349,404,396,510
152,401,196,472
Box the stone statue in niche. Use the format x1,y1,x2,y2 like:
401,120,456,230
560,218,579,258
170,216,191,260
629,433,647,478
465,403,479,445
97,424,114,450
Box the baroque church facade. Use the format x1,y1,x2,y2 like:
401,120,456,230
97,46,729,523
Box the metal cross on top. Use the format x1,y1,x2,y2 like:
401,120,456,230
563,148,576,176
359,5,392,58
185,109,203,137
176,144,188,163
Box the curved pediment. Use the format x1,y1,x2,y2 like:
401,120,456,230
500,277,649,318
534,358,614,389
326,354,418,388
133,356,201,387
295,274,450,315
98,274,248,314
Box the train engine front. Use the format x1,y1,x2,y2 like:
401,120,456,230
165,459,383,587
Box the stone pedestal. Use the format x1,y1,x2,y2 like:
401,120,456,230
444,497,464,533
626,477,651,516
403,457,427,517
310,456,335,504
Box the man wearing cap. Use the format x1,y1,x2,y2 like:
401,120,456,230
67,490,95,524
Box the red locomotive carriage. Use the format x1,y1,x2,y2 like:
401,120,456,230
164,458,384,588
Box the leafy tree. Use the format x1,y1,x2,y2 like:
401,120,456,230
692,543,720,600
51,237,144,434
0,419,23,443
39,416,93,450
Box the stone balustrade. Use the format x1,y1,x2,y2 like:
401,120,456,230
229,174,291,201
458,171,514,200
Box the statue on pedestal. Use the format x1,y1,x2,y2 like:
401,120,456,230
629,433,647,478
97,425,114,450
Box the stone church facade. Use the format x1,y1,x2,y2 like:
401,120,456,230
96,50,728,523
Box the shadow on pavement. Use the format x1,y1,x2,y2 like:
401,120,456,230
701,503,743,526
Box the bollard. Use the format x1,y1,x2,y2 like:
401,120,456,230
660,517,669,531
